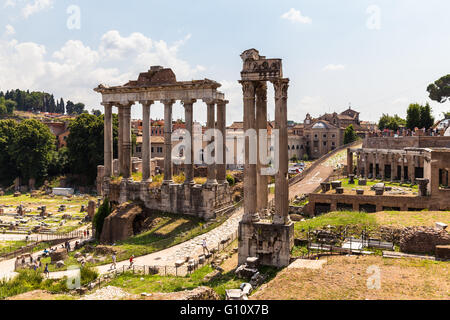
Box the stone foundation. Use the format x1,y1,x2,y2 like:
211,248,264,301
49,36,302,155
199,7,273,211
238,220,294,268
306,193,450,215
104,179,233,221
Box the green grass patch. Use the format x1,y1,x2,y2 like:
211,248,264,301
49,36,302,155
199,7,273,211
108,264,275,299
295,211,378,237
340,178,418,190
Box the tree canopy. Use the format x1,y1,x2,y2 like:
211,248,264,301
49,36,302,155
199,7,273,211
378,113,406,131
0,89,85,115
406,103,435,130
66,113,121,184
343,125,358,144
427,75,450,103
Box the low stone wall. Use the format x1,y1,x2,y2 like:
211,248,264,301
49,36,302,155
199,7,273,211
363,136,450,150
400,226,450,255
104,179,233,221
306,193,450,216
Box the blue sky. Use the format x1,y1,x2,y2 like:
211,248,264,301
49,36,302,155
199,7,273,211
1,0,450,125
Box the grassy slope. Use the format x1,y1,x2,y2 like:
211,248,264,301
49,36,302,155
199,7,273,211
294,210,450,238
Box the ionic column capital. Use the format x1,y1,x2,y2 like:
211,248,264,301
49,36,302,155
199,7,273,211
140,100,154,107
101,102,114,108
161,99,176,106
202,98,216,105
216,99,229,107
181,99,197,106
116,101,135,109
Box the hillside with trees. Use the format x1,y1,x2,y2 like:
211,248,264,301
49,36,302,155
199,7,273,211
0,89,86,116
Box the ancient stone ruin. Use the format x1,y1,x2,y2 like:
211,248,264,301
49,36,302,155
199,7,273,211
238,49,294,268
95,66,233,220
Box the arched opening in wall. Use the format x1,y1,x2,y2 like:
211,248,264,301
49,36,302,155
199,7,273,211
408,207,425,211
337,203,353,211
415,167,424,179
359,204,376,213
384,165,391,179
383,206,400,211
314,203,331,215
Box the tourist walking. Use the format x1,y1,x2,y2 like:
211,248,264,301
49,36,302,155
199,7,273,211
129,255,134,269
44,263,49,278
202,238,209,255
110,253,117,270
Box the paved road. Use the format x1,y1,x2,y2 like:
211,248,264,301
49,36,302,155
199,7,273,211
0,146,356,281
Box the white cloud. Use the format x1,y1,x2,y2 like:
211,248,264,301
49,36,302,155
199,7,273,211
322,64,346,71
4,24,15,35
22,0,53,18
0,31,204,112
281,8,312,24
4,0,17,8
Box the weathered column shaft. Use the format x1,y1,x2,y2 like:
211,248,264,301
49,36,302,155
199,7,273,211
347,149,353,176
103,103,113,178
163,100,175,184
391,155,396,181
118,106,124,175
141,101,153,182
364,154,369,178
372,154,377,179
241,81,258,220
122,103,132,179
183,100,195,185
400,156,405,182
206,100,218,186
256,82,268,210
216,100,228,184
273,79,290,225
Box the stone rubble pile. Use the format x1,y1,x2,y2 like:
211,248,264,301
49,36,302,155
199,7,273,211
400,226,450,255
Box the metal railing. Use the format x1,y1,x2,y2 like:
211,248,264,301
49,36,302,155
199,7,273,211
85,230,239,292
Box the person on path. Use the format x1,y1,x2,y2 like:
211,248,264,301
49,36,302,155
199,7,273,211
110,253,117,270
202,238,209,255
129,255,134,269
44,263,49,278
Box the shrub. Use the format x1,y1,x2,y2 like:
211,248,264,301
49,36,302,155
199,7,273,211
93,198,111,239
80,265,99,285
226,174,235,186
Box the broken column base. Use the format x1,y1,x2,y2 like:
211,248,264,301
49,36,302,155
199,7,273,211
238,219,294,268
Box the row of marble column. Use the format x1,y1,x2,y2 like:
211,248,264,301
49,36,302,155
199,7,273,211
240,79,290,225
102,99,228,186
350,151,419,182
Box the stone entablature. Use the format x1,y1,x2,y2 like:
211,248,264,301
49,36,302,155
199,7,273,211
363,136,450,150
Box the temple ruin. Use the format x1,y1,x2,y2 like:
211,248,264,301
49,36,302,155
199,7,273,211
94,66,233,220
238,49,294,268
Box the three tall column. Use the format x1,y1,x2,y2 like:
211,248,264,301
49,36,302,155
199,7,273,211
272,79,290,225
141,100,153,182
183,100,196,185
256,83,268,211
216,100,228,184
102,103,113,179
162,100,175,184
241,81,258,222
